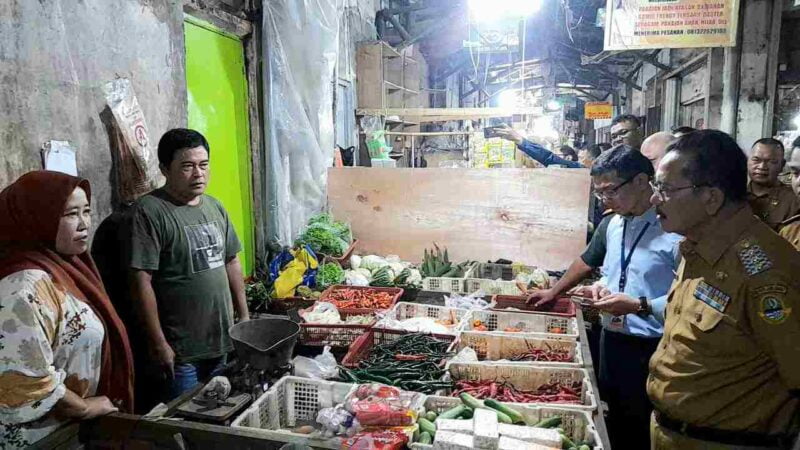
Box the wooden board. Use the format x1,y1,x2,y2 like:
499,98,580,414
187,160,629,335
327,168,590,270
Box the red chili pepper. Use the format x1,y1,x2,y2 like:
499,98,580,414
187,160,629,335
393,354,427,361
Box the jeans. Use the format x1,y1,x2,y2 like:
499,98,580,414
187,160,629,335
165,355,227,402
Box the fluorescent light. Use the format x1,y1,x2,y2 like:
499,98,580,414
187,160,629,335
469,0,541,22
532,116,559,141
498,90,520,108
546,100,561,111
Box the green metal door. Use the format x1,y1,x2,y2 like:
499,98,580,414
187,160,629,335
185,17,254,276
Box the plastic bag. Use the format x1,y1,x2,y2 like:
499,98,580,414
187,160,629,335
271,246,319,298
341,430,408,450
361,116,391,160
316,404,355,436
293,346,338,380
449,346,479,364
445,290,491,310
344,384,420,427
376,317,452,334
300,303,341,324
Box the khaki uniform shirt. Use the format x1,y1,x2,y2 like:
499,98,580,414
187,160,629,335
779,215,800,251
647,206,800,435
747,182,800,230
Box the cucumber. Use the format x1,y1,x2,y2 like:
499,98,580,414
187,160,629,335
484,399,525,424
578,445,591,450
459,393,484,410
459,408,473,419
487,408,513,424
425,411,438,422
561,433,577,449
534,416,563,429
437,405,466,421
418,418,436,437
418,431,432,445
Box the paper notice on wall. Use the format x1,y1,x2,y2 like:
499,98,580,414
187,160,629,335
604,0,741,51
41,140,78,176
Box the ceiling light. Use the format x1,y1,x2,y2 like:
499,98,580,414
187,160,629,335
498,90,520,109
546,100,561,111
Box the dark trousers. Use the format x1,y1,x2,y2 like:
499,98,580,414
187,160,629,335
599,328,660,450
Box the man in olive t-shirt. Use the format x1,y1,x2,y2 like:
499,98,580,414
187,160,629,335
129,129,249,401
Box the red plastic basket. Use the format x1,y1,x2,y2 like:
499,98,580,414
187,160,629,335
319,285,403,315
299,310,376,348
318,239,359,268
491,295,577,317
341,328,455,369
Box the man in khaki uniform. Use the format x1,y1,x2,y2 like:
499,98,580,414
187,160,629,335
648,130,800,449
746,138,800,230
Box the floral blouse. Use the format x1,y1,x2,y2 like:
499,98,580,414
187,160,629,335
0,269,104,449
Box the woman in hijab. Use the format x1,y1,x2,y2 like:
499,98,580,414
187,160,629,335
0,171,134,448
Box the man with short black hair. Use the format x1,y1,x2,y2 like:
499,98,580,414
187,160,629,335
746,138,800,230
648,130,800,449
530,145,681,449
128,128,249,401
610,114,643,149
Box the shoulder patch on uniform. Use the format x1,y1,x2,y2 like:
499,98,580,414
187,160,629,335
758,296,792,324
693,281,731,313
752,284,788,296
737,240,773,276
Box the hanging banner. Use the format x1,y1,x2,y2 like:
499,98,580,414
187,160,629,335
604,0,740,51
585,102,613,120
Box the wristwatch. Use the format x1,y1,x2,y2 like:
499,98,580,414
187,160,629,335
637,296,651,317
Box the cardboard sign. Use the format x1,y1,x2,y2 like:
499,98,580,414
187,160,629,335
585,102,613,120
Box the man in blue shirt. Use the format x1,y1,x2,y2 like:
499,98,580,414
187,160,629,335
493,125,584,168
571,145,682,449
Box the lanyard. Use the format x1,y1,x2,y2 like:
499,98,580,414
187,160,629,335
619,219,650,292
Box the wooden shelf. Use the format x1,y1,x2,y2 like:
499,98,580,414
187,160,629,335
380,41,401,59
384,81,418,95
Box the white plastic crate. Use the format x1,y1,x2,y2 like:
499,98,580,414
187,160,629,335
449,331,583,367
231,376,357,448
410,396,603,450
464,278,524,295
461,310,579,340
422,277,465,293
442,362,596,411
375,302,469,335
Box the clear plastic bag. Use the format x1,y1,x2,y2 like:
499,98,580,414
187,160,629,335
293,346,338,380
445,290,491,310
344,384,421,427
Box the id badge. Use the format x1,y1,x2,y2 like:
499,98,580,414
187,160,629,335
608,315,625,330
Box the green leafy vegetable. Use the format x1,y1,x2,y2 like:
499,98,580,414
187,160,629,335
296,222,349,256
317,262,345,289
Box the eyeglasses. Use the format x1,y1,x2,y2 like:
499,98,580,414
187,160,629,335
594,177,635,200
649,181,707,202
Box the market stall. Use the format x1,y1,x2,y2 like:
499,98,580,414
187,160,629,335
39,167,607,450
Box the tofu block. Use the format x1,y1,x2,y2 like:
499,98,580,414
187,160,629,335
473,408,499,449
498,435,560,450
497,423,562,447
437,418,474,434
432,431,474,450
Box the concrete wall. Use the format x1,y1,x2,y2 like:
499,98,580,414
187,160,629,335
0,0,187,227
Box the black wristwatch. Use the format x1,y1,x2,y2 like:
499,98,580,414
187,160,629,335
637,296,651,317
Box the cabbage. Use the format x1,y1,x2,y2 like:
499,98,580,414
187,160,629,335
407,269,422,285
350,255,362,270
345,270,370,286
388,262,405,275
360,255,389,271
355,268,373,280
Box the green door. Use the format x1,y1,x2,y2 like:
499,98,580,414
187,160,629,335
185,17,254,276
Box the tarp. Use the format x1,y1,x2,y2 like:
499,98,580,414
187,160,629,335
262,0,340,247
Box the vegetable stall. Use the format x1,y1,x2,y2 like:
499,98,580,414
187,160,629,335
48,166,607,450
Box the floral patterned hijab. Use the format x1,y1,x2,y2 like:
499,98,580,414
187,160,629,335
0,171,134,412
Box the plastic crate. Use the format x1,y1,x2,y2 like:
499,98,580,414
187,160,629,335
464,278,523,295
319,285,402,315
375,302,468,335
465,262,539,281
461,310,579,340
410,396,603,450
299,310,376,348
231,376,357,448
341,328,455,369
449,331,583,367
443,362,597,411
421,277,465,293
491,295,577,317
